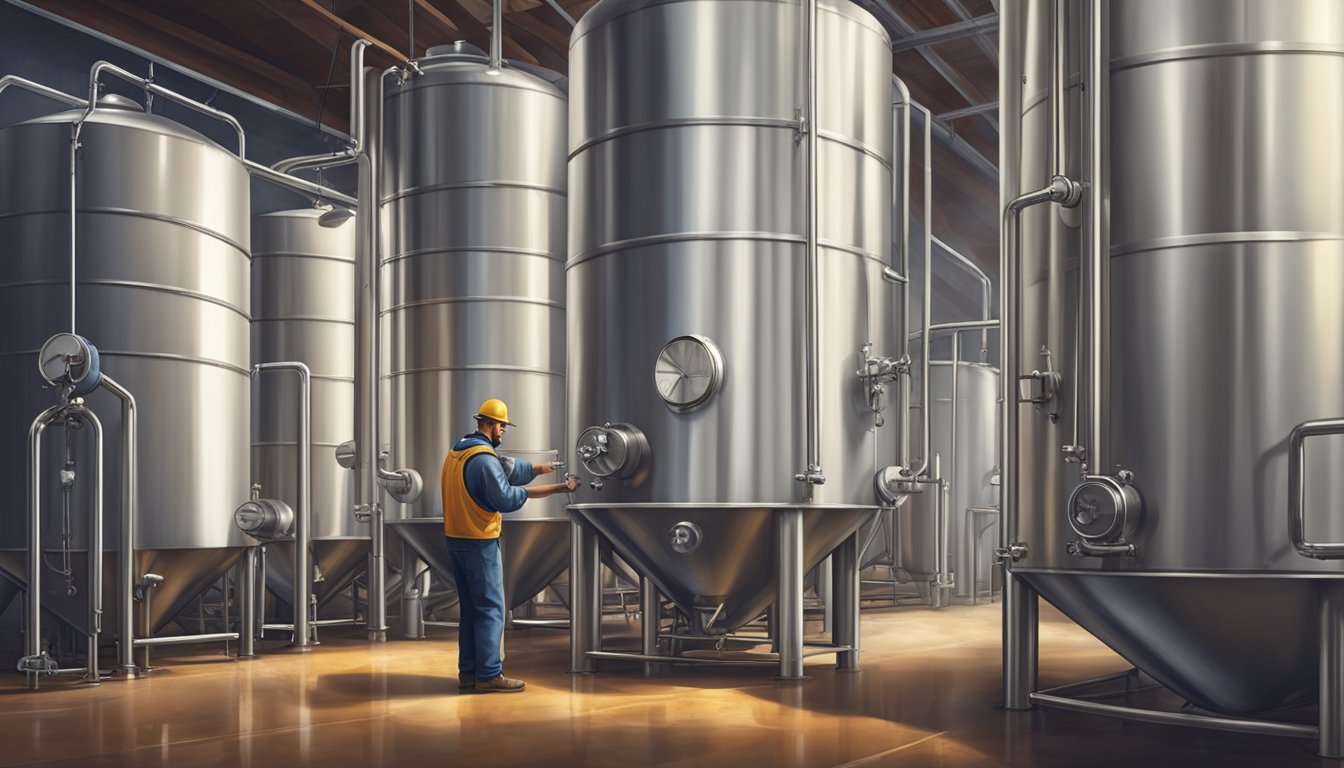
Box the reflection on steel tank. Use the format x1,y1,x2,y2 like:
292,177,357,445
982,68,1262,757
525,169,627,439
379,43,570,613
1000,0,1344,725
0,93,251,636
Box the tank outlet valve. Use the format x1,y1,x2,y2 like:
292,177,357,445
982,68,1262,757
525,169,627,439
576,423,650,488
994,542,1029,562
1066,473,1143,558
234,498,295,542
668,521,703,554
353,503,372,523
795,465,827,485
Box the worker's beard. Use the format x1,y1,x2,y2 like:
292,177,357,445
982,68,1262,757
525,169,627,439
490,435,502,448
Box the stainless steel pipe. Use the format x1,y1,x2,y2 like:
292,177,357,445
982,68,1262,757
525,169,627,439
569,519,600,673
239,547,258,658
253,361,312,648
98,375,137,677
1082,0,1109,475
798,0,824,491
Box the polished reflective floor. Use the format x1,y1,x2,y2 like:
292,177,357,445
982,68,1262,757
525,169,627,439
0,601,1330,767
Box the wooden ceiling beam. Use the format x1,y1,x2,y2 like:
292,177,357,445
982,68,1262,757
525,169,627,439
297,0,412,66
414,0,462,36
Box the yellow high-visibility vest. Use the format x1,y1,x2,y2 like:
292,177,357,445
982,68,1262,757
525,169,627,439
441,444,502,539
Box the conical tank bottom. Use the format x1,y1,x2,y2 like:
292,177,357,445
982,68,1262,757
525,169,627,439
1023,571,1326,714
263,538,369,611
0,546,245,636
386,518,570,611
575,507,875,633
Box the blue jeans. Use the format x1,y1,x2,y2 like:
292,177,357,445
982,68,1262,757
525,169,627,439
445,536,505,680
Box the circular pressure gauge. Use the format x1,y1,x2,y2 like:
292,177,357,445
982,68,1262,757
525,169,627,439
38,333,101,394
654,335,724,413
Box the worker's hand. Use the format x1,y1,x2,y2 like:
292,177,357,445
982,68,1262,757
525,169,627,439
535,462,554,475
564,475,580,492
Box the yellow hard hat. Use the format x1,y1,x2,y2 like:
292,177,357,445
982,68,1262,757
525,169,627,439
474,398,516,427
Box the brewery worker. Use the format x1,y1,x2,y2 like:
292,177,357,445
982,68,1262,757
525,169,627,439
441,398,578,693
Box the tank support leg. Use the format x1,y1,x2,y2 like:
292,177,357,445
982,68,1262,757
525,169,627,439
832,530,860,670
569,518,600,673
640,577,660,674
1003,570,1037,710
238,547,258,658
777,508,804,680
1320,581,1344,758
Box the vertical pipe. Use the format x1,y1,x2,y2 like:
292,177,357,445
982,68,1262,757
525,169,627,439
569,519,600,673
68,125,77,335
1083,0,1109,474
776,508,804,679
99,375,137,677
798,0,823,492
950,332,962,597
918,104,933,477
254,362,312,648
1050,0,1068,179
1321,581,1344,758
893,78,913,469
489,0,503,72
239,547,257,658
25,406,60,689
832,531,859,670
354,66,387,642
83,407,104,683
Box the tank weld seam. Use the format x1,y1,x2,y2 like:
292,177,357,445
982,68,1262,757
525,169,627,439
571,0,888,48
383,363,562,378
252,314,355,325
567,502,882,510
0,349,250,376
384,76,566,102
251,252,355,264
0,277,248,318
569,116,889,162
381,295,564,314
1112,40,1344,72
0,206,250,257
381,245,561,265
567,231,886,268
252,440,348,448
1110,230,1344,258
379,180,564,205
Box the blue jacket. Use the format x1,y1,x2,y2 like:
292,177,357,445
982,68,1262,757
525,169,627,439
453,432,537,514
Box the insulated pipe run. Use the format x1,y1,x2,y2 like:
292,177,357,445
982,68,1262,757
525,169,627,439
901,100,935,480
796,0,825,490
1050,0,1068,179
253,362,312,648
98,375,138,677
892,77,914,470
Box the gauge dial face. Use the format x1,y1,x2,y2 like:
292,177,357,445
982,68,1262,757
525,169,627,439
654,335,723,412
38,334,90,387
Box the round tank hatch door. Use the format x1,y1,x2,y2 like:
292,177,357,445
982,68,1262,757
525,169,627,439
576,422,650,486
654,335,724,413
1067,476,1138,541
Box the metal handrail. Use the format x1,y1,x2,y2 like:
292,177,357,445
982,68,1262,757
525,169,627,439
1288,417,1344,559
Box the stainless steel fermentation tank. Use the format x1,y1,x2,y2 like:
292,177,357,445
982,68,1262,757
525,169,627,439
252,209,362,613
0,96,251,636
1001,0,1344,747
381,44,570,613
567,0,896,674
900,360,999,603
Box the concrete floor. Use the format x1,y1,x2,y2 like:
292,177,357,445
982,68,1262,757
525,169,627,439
0,602,1331,767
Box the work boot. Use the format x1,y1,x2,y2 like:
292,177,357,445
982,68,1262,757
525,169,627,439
458,673,476,692
474,674,525,693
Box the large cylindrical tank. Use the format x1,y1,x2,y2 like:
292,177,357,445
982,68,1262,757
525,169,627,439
381,45,569,610
0,96,251,634
1004,0,1344,713
251,208,361,610
900,361,999,601
568,0,896,632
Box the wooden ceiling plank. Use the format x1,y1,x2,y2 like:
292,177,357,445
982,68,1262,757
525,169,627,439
297,0,411,65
